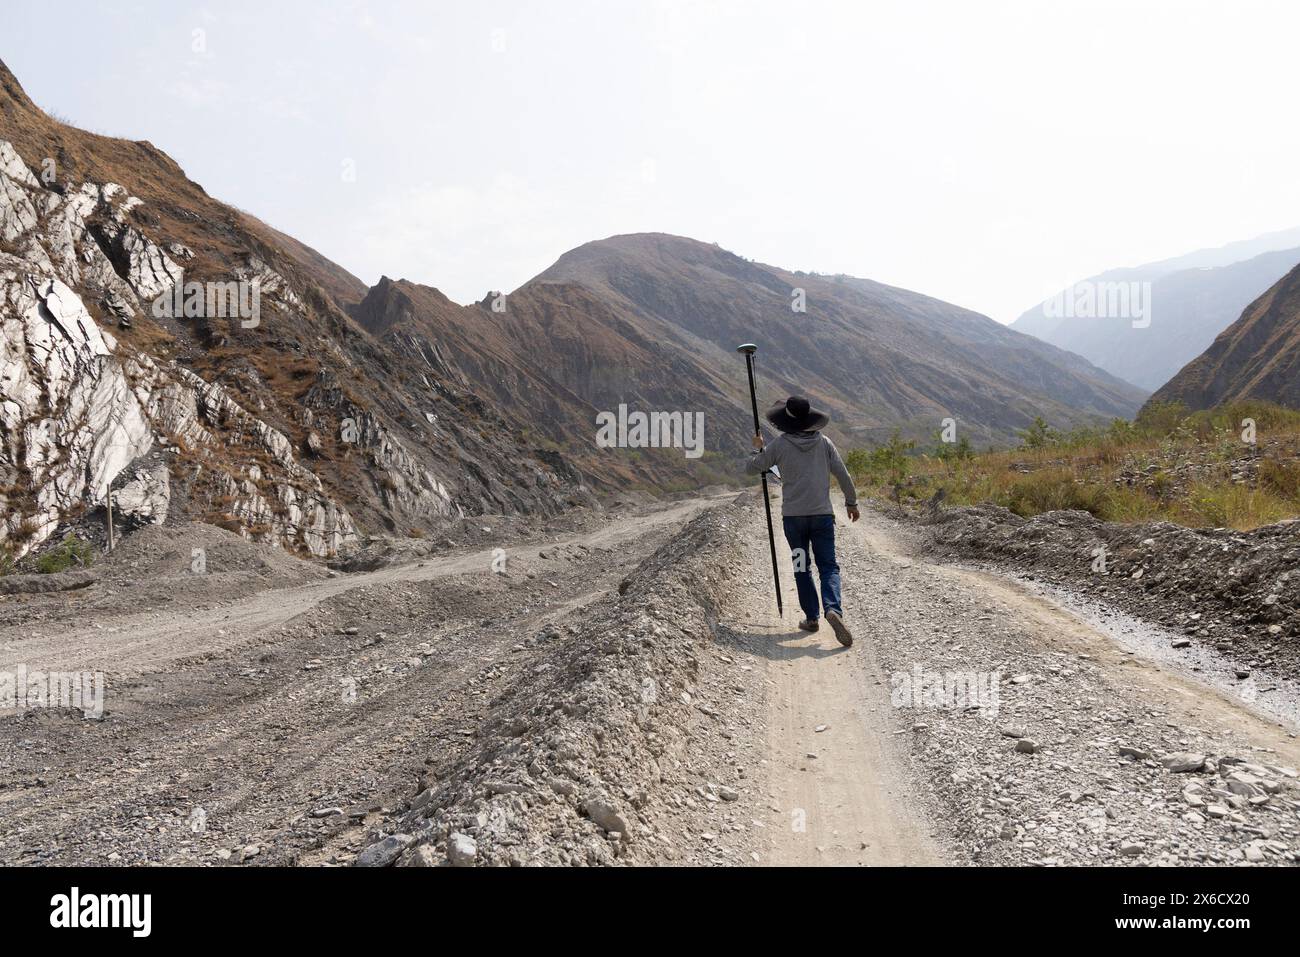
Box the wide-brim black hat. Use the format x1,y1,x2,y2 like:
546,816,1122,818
765,395,830,433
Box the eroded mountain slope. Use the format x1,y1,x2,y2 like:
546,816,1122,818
1149,262,1300,411
0,59,591,561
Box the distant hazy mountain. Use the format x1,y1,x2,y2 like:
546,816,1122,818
1148,261,1300,411
1013,231,1300,391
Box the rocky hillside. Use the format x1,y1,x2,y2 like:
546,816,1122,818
1148,262,1300,411
351,275,751,492
1013,232,1300,391
0,59,592,562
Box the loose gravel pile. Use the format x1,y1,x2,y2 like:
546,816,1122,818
843,510,1300,866
0,522,330,627
918,504,1300,681
358,495,756,867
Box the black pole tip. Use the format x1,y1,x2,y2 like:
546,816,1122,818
737,343,757,355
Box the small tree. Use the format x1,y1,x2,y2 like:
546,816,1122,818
877,430,915,485
932,429,973,462
847,430,916,486
1017,416,1061,450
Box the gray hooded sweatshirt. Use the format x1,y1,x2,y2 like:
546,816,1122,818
746,432,857,516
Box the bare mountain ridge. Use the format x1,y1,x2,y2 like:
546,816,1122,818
354,232,1148,476
351,274,751,491
526,233,1147,446
1148,261,1300,411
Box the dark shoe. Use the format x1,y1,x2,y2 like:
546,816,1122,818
825,610,853,647
798,618,820,632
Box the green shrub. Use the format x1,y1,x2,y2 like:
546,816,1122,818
1135,400,1190,435
932,431,973,462
1016,416,1061,450
35,534,93,574
846,430,915,486
1104,418,1141,444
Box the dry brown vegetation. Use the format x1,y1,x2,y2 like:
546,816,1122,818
848,400,1300,531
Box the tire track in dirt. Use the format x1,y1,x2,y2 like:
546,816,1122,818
0,497,723,678
0,496,727,865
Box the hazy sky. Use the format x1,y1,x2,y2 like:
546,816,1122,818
6,0,1300,321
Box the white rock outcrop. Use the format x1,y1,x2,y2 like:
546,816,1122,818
0,140,364,558
1,267,153,547
0,141,39,187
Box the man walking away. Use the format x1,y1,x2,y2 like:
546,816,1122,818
746,396,859,647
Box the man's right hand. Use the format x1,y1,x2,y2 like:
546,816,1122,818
751,433,765,450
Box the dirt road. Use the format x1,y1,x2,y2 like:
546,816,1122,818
0,498,720,679
0,497,724,865
735,495,1299,866
4,489,1297,866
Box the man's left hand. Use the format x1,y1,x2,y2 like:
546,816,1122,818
846,506,860,522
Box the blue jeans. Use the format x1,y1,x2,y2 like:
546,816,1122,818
782,514,842,621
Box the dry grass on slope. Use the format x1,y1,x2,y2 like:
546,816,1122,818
849,400,1300,531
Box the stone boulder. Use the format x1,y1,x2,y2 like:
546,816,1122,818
113,465,170,526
